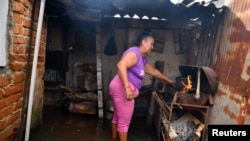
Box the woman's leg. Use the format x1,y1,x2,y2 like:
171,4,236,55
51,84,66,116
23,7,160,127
109,76,138,141
118,132,128,141
111,98,133,141
112,123,118,141
115,99,134,141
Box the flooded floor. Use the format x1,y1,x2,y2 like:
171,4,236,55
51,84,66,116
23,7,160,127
29,106,158,141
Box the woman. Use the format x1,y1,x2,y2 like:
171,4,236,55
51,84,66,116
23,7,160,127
109,31,175,141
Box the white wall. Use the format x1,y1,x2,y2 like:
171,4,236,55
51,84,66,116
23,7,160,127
0,0,8,67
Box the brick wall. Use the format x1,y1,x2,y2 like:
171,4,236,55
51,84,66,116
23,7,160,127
0,0,47,140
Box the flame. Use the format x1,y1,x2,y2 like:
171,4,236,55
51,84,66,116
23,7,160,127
180,75,192,94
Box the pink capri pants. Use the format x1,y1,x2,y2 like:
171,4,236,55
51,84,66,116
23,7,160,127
109,75,139,132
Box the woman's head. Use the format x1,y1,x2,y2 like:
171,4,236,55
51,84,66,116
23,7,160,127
135,31,154,46
135,31,155,55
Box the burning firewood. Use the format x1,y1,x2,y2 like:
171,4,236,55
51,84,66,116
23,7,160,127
180,75,192,94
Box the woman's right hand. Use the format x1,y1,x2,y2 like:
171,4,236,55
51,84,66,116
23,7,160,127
125,87,134,101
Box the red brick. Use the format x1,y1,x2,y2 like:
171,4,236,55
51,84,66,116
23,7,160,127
0,100,6,109
40,42,46,52
3,85,21,97
0,120,6,131
23,27,30,36
13,73,25,83
29,0,35,3
0,125,14,141
5,93,22,106
12,25,23,35
12,14,23,24
23,18,31,28
13,83,25,97
15,99,23,110
0,0,38,140
0,89,4,99
18,0,32,9
12,45,27,54
0,76,11,87
12,1,25,14
37,56,45,63
24,8,31,17
16,0,26,3
6,111,21,126
9,63,24,72
9,55,27,62
0,106,13,119
13,36,28,44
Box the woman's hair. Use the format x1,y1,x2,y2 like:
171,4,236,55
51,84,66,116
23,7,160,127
134,31,154,46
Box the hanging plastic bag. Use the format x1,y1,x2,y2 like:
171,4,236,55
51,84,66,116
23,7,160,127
104,35,118,56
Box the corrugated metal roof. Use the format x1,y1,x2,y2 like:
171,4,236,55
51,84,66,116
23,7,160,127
45,0,224,21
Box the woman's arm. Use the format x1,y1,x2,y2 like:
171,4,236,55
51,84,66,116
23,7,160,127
117,52,137,100
144,63,175,85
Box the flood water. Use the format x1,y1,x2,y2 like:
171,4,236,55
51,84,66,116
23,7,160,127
29,106,158,141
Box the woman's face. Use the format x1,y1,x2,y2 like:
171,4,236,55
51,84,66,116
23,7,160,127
142,37,154,54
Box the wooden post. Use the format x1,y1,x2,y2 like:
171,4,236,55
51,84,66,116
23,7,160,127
96,24,103,118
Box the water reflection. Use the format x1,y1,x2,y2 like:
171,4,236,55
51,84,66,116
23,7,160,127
30,106,158,141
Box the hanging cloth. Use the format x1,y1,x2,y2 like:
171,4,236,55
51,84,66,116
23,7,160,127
104,34,118,56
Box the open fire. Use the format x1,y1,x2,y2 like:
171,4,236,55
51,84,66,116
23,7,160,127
165,65,218,106
179,74,192,94
153,65,219,141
